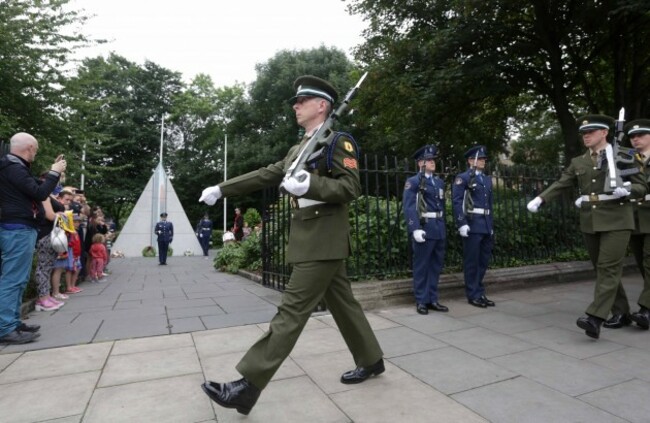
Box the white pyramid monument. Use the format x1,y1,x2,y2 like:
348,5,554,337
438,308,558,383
113,162,203,258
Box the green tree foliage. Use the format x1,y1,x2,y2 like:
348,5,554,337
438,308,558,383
0,0,94,163
228,47,356,177
166,74,245,226
65,54,183,224
348,0,650,163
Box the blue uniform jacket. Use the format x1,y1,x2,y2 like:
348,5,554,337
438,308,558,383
451,170,493,234
403,173,446,240
196,219,213,236
155,221,174,242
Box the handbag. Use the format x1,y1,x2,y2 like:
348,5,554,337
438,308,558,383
50,215,68,253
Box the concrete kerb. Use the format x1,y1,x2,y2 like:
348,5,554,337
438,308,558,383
239,258,639,310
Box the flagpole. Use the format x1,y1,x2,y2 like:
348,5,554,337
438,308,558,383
223,134,227,232
159,115,164,165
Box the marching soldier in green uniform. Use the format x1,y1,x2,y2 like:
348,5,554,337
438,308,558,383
527,114,647,339
198,75,384,415
626,119,650,329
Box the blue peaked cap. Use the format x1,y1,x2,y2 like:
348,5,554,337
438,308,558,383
464,145,487,159
412,144,438,161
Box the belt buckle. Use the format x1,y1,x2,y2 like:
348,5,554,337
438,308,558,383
589,194,599,202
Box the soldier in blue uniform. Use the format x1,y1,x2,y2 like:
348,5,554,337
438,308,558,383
154,212,173,265
403,144,449,315
451,145,496,308
196,213,213,257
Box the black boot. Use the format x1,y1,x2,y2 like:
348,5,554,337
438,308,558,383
201,378,261,415
603,314,631,329
576,315,603,339
340,359,385,384
630,307,650,330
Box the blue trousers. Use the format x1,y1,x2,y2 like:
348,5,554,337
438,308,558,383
462,233,493,301
0,227,37,337
412,238,446,304
199,233,210,256
157,239,169,264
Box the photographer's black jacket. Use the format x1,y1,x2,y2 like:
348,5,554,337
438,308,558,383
0,153,60,228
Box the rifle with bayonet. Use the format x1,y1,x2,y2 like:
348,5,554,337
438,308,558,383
417,162,427,225
282,72,368,186
602,107,638,193
462,150,479,214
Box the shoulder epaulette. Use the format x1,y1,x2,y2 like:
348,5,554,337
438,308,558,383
326,132,359,171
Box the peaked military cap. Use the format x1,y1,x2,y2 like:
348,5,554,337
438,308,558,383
625,119,650,136
413,144,438,161
577,114,614,132
289,75,338,105
160,212,168,217
464,145,488,159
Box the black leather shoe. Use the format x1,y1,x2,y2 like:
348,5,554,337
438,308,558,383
201,378,261,415
630,307,650,330
427,302,449,312
603,314,631,329
468,298,487,308
481,296,495,307
340,359,385,384
0,330,39,344
576,315,603,339
18,323,40,333
416,304,428,315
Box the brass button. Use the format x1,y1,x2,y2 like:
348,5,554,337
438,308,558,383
592,205,597,209
591,179,596,183
315,211,319,215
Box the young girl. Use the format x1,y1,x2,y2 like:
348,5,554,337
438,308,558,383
65,215,84,293
89,233,108,282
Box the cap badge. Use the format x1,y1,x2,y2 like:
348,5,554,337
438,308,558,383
582,120,589,125
634,125,640,129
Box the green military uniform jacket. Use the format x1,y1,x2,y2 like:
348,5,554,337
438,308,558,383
219,132,360,263
539,149,646,233
634,153,650,234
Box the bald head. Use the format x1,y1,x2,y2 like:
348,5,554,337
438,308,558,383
10,132,38,162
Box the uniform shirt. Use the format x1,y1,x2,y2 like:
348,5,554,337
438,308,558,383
539,149,646,234
451,169,493,234
403,173,446,240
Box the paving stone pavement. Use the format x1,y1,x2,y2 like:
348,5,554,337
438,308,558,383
1,254,649,422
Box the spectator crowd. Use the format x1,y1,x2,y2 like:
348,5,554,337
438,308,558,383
0,132,116,345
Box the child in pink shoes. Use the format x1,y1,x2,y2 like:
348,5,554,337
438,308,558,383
89,233,108,282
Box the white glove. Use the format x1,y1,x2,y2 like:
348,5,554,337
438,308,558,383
199,185,222,205
613,187,631,198
413,229,426,243
574,197,583,208
281,170,310,196
527,196,543,213
459,225,470,237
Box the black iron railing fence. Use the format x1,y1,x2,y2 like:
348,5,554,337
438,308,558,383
261,155,583,291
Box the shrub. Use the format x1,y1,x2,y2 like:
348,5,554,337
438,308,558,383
214,232,262,273
244,208,262,228
142,246,157,257
214,242,246,273
212,229,224,249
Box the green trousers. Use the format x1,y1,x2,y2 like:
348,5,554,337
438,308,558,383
629,233,650,309
236,259,383,390
583,230,632,319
